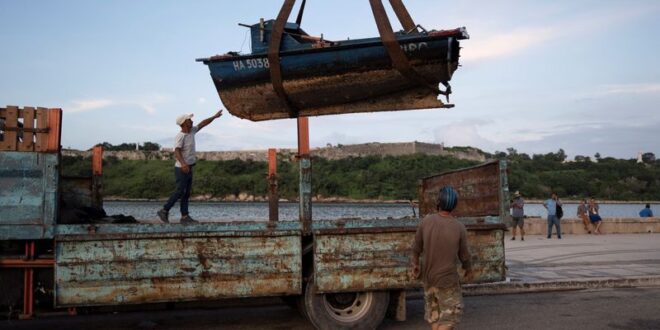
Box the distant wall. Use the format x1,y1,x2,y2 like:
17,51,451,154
62,142,487,162
515,217,660,235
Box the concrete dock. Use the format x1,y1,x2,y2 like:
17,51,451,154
463,233,660,295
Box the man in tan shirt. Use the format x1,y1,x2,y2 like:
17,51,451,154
412,186,472,330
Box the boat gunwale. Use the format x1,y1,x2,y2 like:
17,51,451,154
197,32,464,64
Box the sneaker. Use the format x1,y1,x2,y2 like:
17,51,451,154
521,237,525,241
547,236,551,239
558,236,562,239
180,215,198,224
157,209,169,223
511,237,516,241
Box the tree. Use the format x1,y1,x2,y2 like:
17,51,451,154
642,152,656,164
142,142,161,151
557,149,567,162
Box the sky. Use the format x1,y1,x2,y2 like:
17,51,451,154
1,0,659,159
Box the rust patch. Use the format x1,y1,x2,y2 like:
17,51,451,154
218,64,453,121
419,161,501,218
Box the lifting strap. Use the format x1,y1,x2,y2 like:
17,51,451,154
268,0,299,118
295,0,307,26
268,0,442,118
388,0,416,33
369,0,440,94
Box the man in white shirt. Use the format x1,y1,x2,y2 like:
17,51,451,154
157,110,223,223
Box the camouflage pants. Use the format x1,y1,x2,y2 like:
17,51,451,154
424,285,464,326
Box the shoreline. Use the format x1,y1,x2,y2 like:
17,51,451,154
103,197,417,204
103,198,660,205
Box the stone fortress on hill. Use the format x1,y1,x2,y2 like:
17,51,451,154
63,141,488,163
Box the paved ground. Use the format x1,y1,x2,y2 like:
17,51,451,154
4,288,659,330
504,234,660,282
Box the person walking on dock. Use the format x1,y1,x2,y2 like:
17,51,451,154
510,191,525,241
157,110,223,224
412,186,472,330
543,193,562,239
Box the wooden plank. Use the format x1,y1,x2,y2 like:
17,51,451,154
0,105,18,151
46,108,62,152
18,107,36,151
35,107,48,152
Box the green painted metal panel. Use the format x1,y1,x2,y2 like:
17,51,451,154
55,231,302,307
0,151,58,239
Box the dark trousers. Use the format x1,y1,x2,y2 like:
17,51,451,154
163,166,193,216
547,215,561,237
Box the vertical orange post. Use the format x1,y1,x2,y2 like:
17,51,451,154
268,148,279,222
268,148,277,177
92,146,103,176
19,241,36,319
297,117,310,156
91,145,104,209
297,117,312,232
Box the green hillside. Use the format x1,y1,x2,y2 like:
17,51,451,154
61,149,660,201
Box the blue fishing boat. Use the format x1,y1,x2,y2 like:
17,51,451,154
197,0,469,121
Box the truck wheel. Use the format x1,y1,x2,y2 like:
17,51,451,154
303,281,389,330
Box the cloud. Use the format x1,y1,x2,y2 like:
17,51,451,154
68,99,114,113
602,83,660,95
433,119,496,149
462,27,558,63
462,3,660,64
573,82,660,103
65,94,172,114
516,120,660,159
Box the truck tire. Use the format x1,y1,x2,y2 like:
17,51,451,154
303,280,390,330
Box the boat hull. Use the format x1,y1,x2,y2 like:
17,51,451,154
202,35,462,121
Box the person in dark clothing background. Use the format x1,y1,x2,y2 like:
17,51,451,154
510,190,525,241
639,203,654,218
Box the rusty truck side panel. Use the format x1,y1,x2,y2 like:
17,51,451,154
54,222,302,307
313,221,417,293
313,161,509,293
313,220,506,293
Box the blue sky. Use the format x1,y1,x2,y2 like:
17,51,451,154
1,0,659,159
